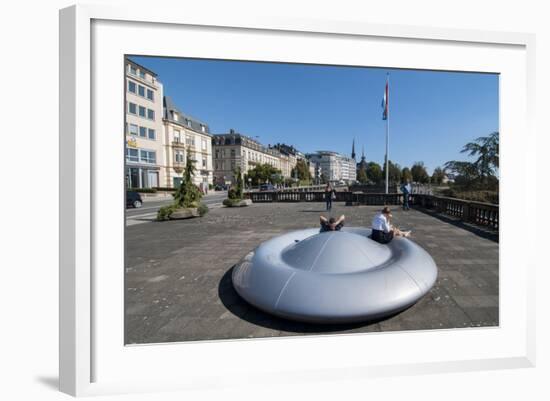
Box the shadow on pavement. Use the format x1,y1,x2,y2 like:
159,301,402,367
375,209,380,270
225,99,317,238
218,266,396,334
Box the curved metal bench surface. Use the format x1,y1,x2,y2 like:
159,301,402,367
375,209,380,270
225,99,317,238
232,227,438,324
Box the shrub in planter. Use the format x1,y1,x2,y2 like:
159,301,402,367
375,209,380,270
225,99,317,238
157,205,177,221
197,203,209,216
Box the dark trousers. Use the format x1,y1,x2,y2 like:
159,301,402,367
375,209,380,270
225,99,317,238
326,197,332,211
371,229,394,244
403,194,410,210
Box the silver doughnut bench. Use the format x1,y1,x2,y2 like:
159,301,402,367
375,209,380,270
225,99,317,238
232,227,438,324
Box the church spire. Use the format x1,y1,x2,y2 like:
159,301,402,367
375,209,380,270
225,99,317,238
351,138,356,160
362,145,365,160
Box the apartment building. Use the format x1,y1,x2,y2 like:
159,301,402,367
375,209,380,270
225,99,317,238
163,96,213,187
125,59,165,189
212,130,282,184
307,151,357,183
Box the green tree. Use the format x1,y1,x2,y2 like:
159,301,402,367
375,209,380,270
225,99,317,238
365,162,383,184
411,161,430,183
234,166,244,199
357,166,368,184
382,160,402,185
461,131,499,181
401,167,412,183
291,159,312,182
444,131,499,190
247,163,283,186
173,153,202,208
431,166,446,185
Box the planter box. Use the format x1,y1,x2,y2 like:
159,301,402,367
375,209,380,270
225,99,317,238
169,207,199,219
224,198,252,207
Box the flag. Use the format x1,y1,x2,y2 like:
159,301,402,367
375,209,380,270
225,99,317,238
381,77,389,120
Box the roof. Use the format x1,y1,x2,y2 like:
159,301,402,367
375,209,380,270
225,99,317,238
125,57,158,77
163,96,211,135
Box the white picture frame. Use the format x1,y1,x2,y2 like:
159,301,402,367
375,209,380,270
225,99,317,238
59,4,536,397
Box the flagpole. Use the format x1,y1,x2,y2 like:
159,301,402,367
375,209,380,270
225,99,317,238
385,74,389,194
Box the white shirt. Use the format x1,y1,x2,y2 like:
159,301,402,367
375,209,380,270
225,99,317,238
372,213,391,233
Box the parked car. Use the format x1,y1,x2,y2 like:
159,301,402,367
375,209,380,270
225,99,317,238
214,184,228,191
126,191,143,208
259,183,276,192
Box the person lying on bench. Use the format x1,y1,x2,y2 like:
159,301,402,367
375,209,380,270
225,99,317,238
320,215,345,232
371,207,411,244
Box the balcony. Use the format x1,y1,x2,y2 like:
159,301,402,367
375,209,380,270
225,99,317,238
171,141,186,148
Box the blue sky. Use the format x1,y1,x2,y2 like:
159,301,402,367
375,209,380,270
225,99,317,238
130,56,498,174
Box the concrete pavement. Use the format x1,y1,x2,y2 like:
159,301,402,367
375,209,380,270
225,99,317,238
125,202,498,344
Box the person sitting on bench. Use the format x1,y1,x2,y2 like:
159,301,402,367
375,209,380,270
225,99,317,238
371,207,410,244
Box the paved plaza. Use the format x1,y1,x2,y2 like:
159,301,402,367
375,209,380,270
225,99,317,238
125,202,499,344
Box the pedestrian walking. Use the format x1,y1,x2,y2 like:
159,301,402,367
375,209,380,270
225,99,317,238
325,183,335,211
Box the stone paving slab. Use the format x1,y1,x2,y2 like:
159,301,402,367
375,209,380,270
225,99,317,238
125,202,499,344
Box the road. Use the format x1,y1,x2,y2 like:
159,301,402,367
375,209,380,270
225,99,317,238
126,190,227,226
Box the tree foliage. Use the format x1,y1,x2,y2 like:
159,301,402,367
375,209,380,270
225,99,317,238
382,160,402,185
234,166,244,199
246,163,283,186
173,153,202,208
401,167,412,183
431,166,446,185
291,159,312,182
365,162,383,184
444,131,499,190
411,161,430,184
356,166,368,184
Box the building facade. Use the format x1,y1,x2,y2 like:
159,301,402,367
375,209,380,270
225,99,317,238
125,59,165,189
212,130,282,184
163,96,213,188
307,151,357,183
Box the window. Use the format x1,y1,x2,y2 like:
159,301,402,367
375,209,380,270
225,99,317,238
202,139,207,150
202,158,207,168
128,102,137,114
174,130,181,143
187,119,192,128
148,128,155,140
126,148,139,163
147,109,155,120
175,151,184,163
172,111,178,121
200,124,205,133
186,136,195,146
138,106,146,117
215,150,219,159
147,89,154,101
231,149,236,158
138,70,145,79
138,85,145,97
128,124,138,136
129,65,137,75
140,150,156,164
128,81,136,93
139,126,147,137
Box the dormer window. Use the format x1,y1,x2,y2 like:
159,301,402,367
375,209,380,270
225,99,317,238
200,124,205,133
187,119,192,128
172,111,178,121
